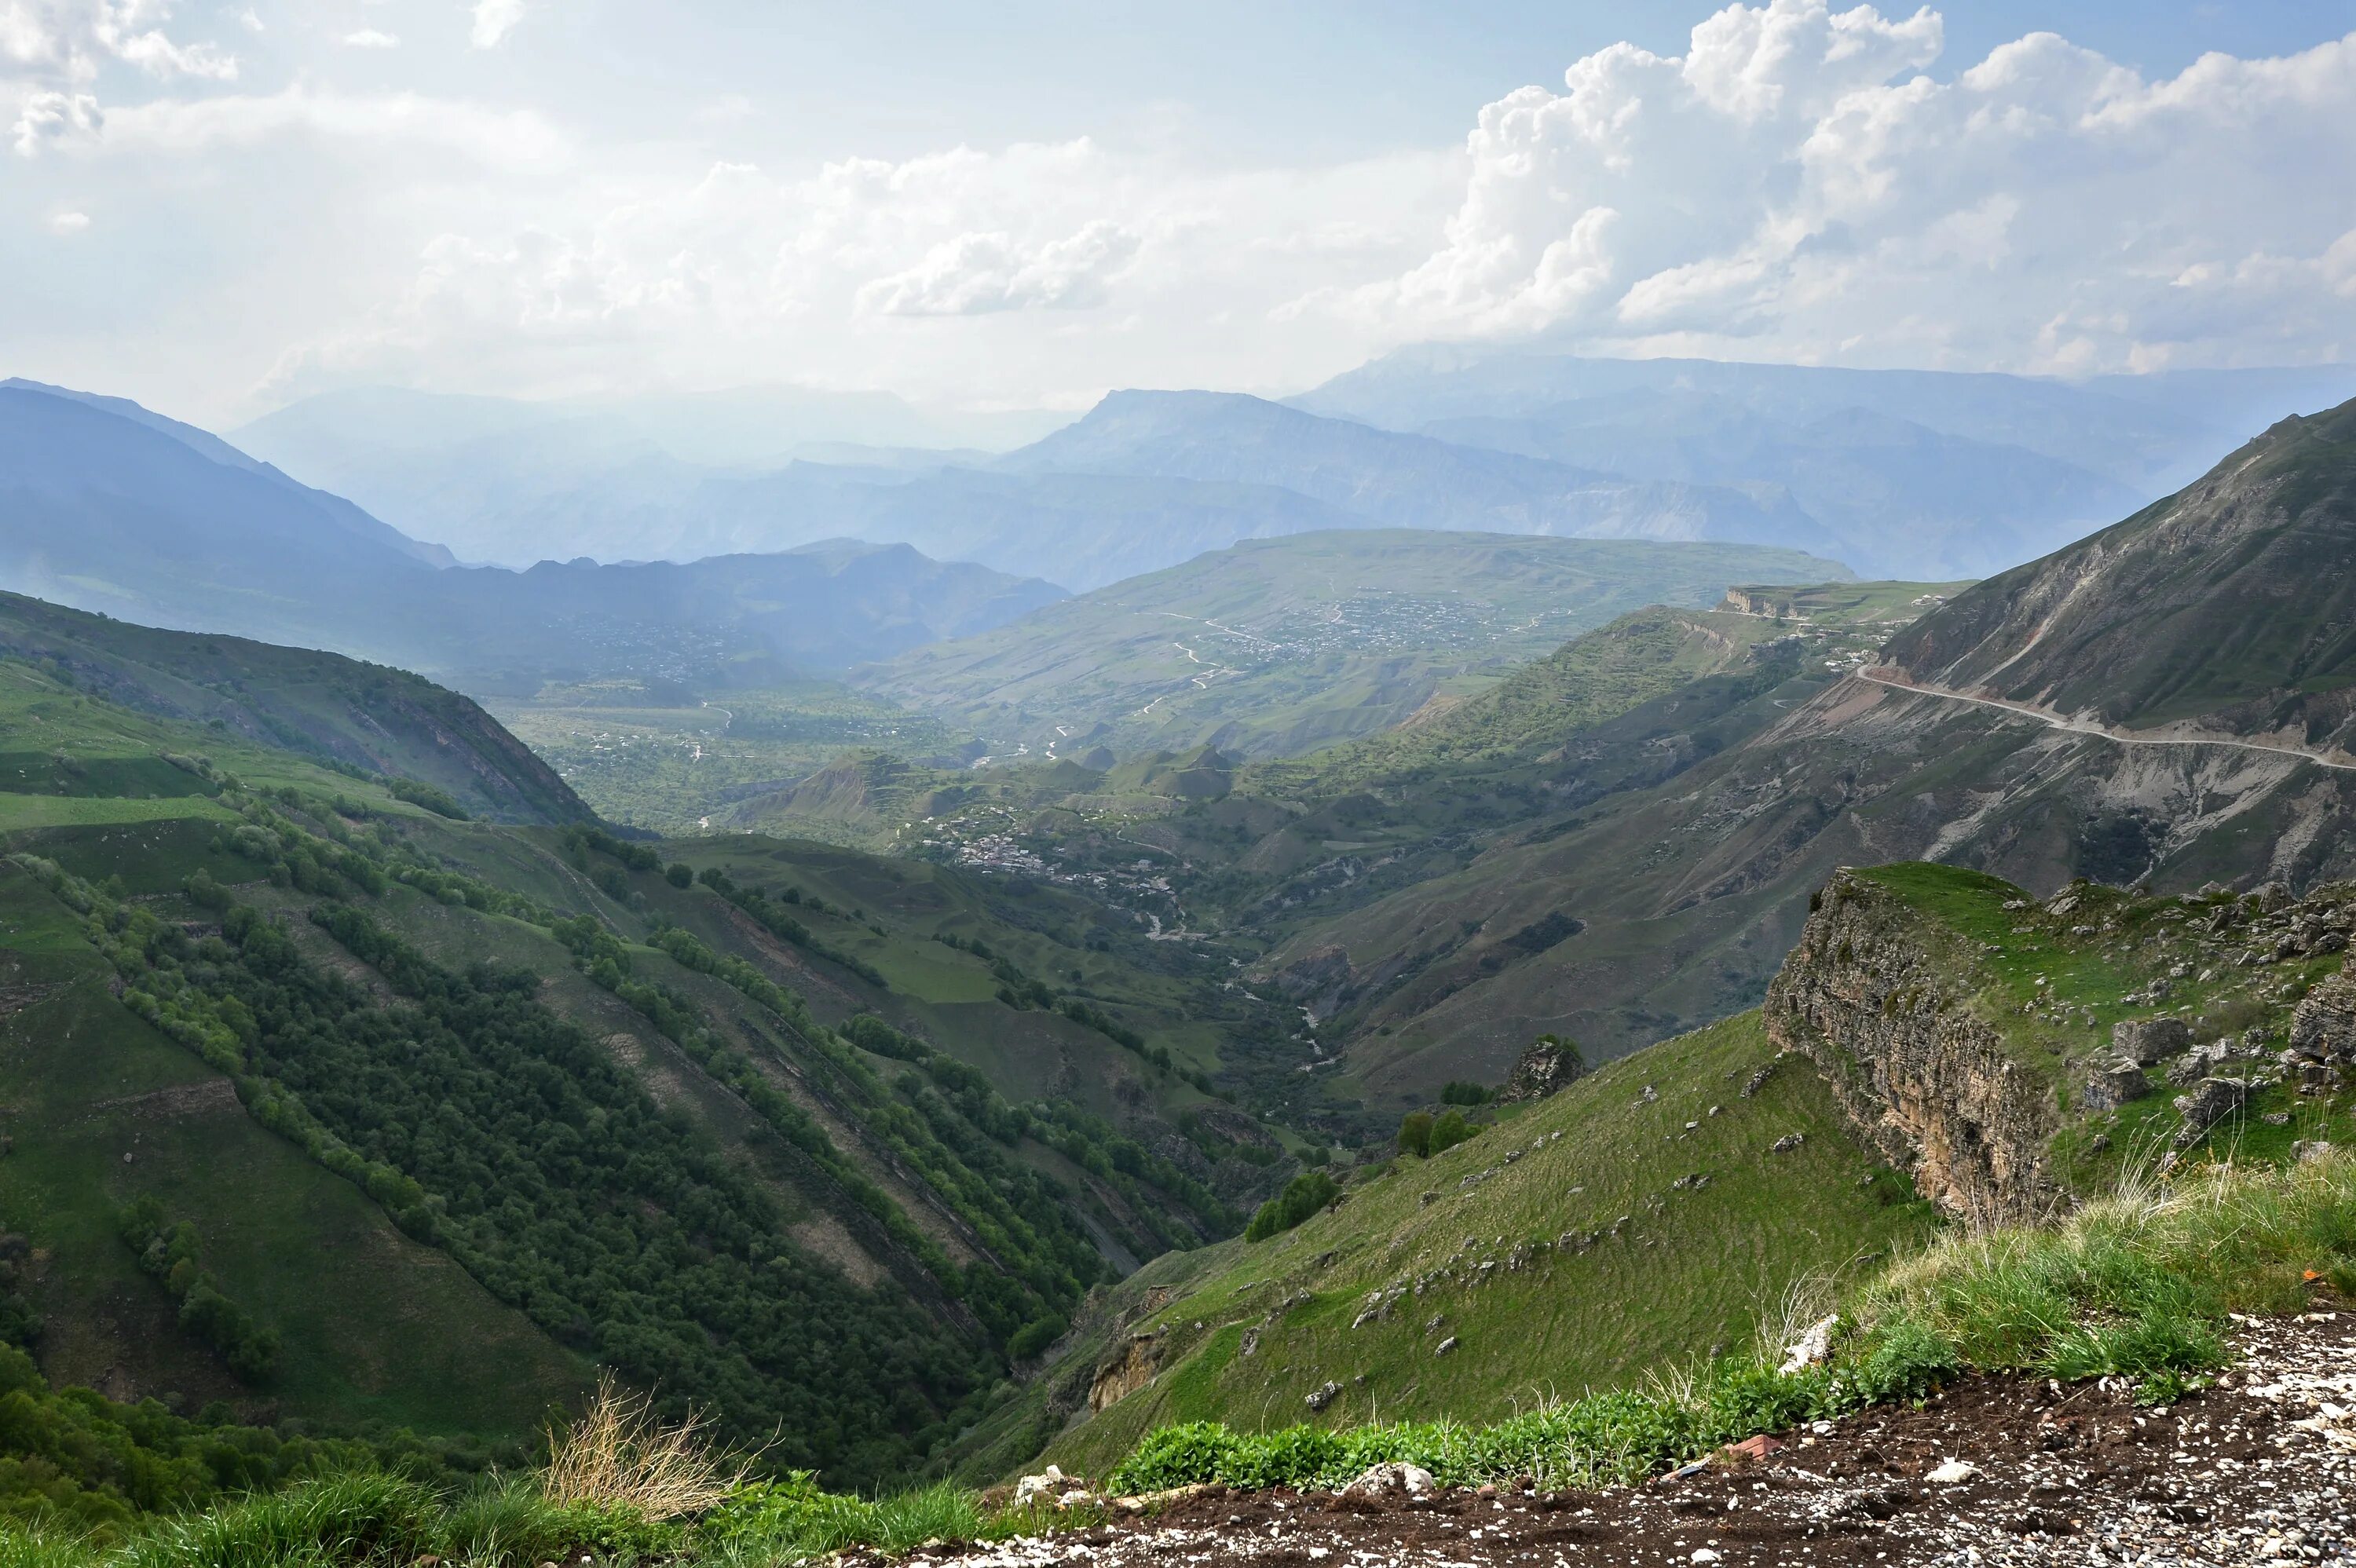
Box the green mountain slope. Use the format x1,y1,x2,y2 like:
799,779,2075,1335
0,619,1310,1486
0,860,590,1440
858,531,1849,766
0,591,587,826
1002,1010,1937,1481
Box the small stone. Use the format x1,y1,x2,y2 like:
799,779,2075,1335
1926,1458,1979,1484
1435,1336,1458,1356
1692,1551,1722,1564
1780,1314,1838,1374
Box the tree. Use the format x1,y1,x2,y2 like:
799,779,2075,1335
1396,1112,1433,1159
1244,1171,1339,1241
1429,1109,1475,1155
665,862,693,888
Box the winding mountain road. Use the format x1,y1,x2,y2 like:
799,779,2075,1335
1858,666,2356,774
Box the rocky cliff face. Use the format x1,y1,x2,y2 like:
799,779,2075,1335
1765,872,2062,1223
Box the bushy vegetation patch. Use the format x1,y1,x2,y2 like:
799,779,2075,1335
1243,1172,1338,1243
1848,1155,2356,1402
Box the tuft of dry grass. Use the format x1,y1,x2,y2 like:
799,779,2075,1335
541,1374,748,1521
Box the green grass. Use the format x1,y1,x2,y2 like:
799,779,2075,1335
1034,1010,1940,1478
1088,1149,2356,1497
0,869,589,1440
6,1153,2350,1562
0,796,232,831
487,682,962,838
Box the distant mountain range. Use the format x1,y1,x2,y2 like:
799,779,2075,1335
1293,350,2356,579
229,356,2356,589
0,382,1063,696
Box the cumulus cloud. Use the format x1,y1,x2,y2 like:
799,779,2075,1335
470,0,525,49
342,28,397,49
856,220,1140,316
46,208,89,232
4,0,234,155
0,1,235,80
10,85,97,152
1336,0,2356,371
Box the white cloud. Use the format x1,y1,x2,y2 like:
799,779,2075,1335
0,1,236,80
101,86,569,167
10,86,96,153
4,1,235,158
46,208,89,232
342,28,397,49
1330,1,2356,372
469,0,525,49
17,0,2356,423
856,220,1140,316
247,138,1453,411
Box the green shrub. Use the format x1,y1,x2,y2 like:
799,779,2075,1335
1243,1171,1338,1243
1396,1113,1432,1159
1428,1109,1476,1155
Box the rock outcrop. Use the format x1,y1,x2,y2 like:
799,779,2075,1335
2291,967,2356,1064
1498,1036,1586,1102
1765,871,2061,1223
1088,1331,1162,1413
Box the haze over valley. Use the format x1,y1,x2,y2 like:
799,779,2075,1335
7,2,2356,1561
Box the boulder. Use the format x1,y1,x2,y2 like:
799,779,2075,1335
2113,1017,2191,1066
1014,1465,1068,1506
1343,1461,1436,1500
1304,1380,1342,1411
2080,1062,2151,1113
2165,1042,2233,1086
2290,967,2356,1063
2294,1139,2335,1164
2171,1078,2248,1147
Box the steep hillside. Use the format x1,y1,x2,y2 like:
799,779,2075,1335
0,591,587,825
1137,414,2356,1106
0,386,446,651
983,1011,1937,1481
0,635,1308,1485
1882,397,2356,744
1004,391,1838,557
993,857,2356,1482
856,532,1848,766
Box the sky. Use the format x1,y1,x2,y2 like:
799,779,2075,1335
5,0,2356,428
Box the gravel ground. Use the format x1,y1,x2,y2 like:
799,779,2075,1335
881,1309,2356,1568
